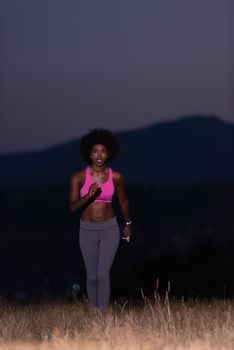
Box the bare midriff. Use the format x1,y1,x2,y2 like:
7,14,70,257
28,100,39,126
81,202,115,222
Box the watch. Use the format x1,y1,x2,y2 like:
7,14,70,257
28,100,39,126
124,220,132,226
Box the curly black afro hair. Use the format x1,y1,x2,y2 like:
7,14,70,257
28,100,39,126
79,128,120,163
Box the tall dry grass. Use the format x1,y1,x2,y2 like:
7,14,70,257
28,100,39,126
0,294,233,350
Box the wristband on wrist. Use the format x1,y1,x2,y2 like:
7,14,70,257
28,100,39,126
124,220,132,226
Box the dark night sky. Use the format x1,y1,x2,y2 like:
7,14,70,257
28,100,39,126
0,0,233,154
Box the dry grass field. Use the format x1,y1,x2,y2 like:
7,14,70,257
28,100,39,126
0,294,233,350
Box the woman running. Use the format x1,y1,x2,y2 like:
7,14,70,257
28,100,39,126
69,128,132,308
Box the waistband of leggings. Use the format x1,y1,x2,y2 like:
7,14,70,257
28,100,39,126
80,216,118,230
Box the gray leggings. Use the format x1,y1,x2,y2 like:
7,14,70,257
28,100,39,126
79,217,120,308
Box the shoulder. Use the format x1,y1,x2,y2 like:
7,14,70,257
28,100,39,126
111,169,124,186
70,168,86,185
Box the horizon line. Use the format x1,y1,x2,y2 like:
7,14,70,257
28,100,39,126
0,114,232,156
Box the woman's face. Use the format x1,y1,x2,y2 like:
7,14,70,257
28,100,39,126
90,144,108,166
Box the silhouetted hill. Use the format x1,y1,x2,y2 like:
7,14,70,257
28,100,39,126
0,115,234,188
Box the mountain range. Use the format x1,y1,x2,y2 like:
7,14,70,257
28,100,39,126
0,115,234,188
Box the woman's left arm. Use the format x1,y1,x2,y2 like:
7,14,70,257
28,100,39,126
115,172,132,238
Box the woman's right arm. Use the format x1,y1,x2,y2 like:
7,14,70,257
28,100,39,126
69,172,90,213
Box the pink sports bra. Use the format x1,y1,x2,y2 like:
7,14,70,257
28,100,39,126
80,166,115,203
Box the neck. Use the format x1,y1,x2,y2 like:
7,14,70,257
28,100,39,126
90,164,107,173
